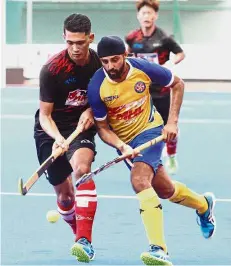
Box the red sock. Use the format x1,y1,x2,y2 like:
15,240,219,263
57,200,76,234
166,137,178,156
75,179,97,243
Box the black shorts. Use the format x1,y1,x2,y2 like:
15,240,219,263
35,129,96,186
152,94,170,125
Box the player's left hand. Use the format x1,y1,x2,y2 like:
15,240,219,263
78,108,95,131
162,123,178,142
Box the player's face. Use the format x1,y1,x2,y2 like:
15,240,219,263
137,5,158,28
64,30,94,62
101,54,126,80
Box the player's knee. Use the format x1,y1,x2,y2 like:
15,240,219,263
131,175,150,193
73,164,91,180
54,177,74,202
57,193,74,207
155,185,175,199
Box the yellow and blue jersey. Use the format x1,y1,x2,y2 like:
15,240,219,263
87,58,174,143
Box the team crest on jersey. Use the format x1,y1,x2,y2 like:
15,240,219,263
65,89,87,107
134,81,146,93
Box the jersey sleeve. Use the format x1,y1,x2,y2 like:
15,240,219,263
167,37,183,54
128,58,174,87
125,31,133,48
39,66,56,103
125,29,140,50
87,69,108,121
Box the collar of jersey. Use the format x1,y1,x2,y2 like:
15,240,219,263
103,59,133,84
139,26,157,38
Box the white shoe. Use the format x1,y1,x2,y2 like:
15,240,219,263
141,245,172,265
165,155,178,175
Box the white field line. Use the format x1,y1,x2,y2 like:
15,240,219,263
1,191,231,202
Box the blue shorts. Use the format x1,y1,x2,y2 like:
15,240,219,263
124,126,164,174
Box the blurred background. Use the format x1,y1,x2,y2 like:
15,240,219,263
2,0,231,87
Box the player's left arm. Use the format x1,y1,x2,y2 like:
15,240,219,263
173,52,185,64
164,75,184,141
88,95,138,157
87,79,127,151
167,37,185,64
144,61,184,141
95,119,138,158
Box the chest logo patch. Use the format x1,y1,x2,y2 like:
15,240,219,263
134,81,146,93
65,89,87,107
133,43,143,49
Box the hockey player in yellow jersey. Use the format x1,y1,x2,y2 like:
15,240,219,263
87,36,216,265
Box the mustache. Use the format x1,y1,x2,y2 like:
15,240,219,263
108,69,117,73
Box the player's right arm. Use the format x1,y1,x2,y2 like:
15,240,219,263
94,119,137,158
87,71,138,158
39,67,68,152
87,72,125,150
125,30,137,54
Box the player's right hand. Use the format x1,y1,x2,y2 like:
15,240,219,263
52,135,69,155
119,144,140,159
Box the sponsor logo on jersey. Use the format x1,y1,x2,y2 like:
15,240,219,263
80,139,94,145
153,43,161,48
103,95,119,102
65,89,87,107
64,77,77,85
133,43,144,49
108,96,147,121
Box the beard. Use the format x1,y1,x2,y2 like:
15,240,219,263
106,61,126,80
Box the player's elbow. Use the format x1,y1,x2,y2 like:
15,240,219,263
72,163,91,180
174,52,185,65
171,76,185,92
179,78,185,90
39,113,51,128
179,52,185,60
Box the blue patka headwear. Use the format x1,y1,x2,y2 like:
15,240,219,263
97,36,126,58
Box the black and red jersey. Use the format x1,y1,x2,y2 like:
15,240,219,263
125,27,183,65
125,27,183,98
34,48,101,138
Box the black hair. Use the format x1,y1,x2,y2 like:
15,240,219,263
63,13,91,34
